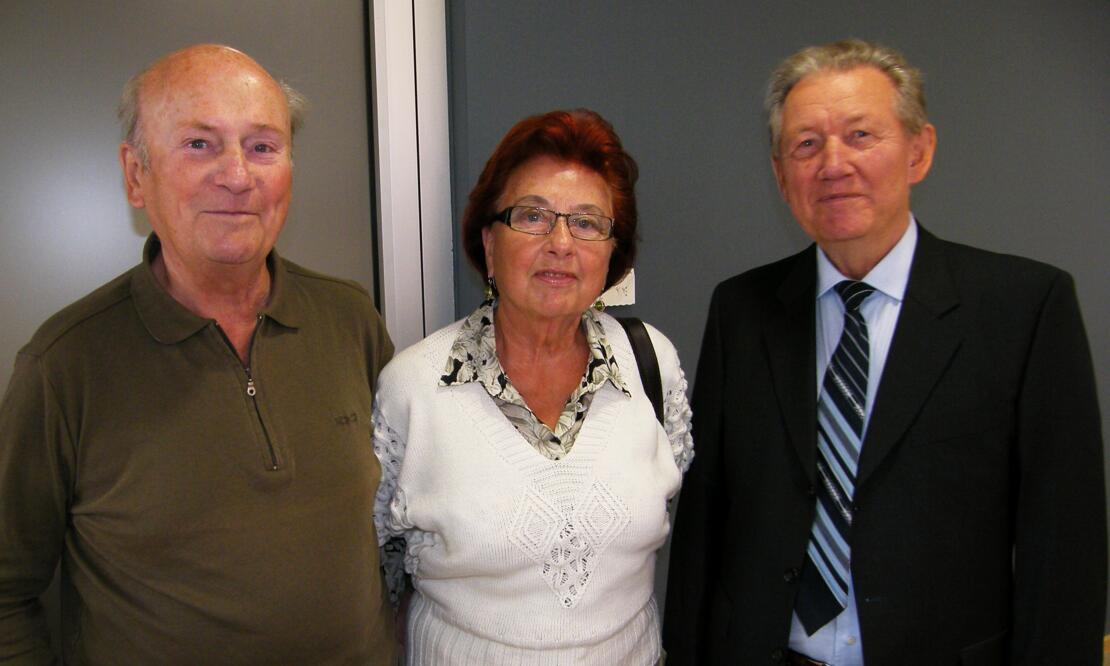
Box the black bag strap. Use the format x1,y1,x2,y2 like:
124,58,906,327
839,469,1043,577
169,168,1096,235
617,317,664,425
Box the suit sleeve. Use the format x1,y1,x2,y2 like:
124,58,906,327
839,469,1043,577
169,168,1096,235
1010,272,1106,664
663,286,728,664
0,352,69,664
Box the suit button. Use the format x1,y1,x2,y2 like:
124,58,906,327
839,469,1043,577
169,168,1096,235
770,647,786,662
851,502,861,512
783,567,800,583
806,485,816,497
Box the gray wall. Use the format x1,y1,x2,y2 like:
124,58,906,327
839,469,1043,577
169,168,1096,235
0,0,376,392
447,0,1109,627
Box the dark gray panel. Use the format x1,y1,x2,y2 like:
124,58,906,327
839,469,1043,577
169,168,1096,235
448,0,1109,627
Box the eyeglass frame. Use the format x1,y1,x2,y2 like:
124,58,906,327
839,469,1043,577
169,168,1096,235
493,205,616,241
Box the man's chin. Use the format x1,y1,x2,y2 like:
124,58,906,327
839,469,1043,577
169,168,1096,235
804,217,873,245
200,228,278,266
200,239,272,268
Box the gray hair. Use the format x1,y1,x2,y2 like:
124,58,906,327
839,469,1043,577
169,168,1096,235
118,64,307,166
765,39,927,157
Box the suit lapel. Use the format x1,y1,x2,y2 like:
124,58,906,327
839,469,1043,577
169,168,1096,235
857,228,963,487
765,247,819,482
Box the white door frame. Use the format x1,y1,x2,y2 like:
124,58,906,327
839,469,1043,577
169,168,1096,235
370,0,455,350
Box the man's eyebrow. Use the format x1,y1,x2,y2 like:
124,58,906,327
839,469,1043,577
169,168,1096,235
247,122,287,136
176,121,287,136
179,121,217,133
783,122,816,135
784,113,874,134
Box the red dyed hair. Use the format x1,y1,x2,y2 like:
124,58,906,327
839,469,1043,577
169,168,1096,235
461,109,639,289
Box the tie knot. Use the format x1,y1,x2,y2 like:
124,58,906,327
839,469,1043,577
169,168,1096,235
834,280,875,312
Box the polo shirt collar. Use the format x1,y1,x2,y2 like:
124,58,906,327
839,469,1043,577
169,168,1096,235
130,234,302,344
260,251,303,329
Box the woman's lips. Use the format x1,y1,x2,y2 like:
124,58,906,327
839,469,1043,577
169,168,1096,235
534,270,577,285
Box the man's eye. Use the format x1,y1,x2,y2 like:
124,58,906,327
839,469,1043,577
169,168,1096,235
253,143,276,153
792,138,818,157
793,138,817,151
187,139,208,150
850,129,879,145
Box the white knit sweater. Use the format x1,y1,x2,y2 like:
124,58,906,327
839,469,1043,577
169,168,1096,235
373,313,693,665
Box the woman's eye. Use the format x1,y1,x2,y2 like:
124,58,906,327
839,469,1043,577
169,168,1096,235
188,139,208,150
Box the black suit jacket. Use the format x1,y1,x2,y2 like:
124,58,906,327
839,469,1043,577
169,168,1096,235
663,228,1105,665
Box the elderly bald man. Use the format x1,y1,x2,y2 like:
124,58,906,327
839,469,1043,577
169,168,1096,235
0,45,397,664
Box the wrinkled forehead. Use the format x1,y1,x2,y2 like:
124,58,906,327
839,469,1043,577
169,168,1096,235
783,66,899,121
140,47,290,128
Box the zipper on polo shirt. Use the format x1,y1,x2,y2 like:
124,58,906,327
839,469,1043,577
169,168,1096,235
216,318,281,471
243,364,280,470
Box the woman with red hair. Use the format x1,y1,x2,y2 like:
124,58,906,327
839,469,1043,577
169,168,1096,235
373,109,693,664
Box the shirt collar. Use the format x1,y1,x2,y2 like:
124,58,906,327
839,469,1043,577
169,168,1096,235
439,301,630,397
816,215,918,303
130,233,301,344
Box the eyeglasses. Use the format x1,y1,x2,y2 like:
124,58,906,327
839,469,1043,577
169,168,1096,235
494,206,614,241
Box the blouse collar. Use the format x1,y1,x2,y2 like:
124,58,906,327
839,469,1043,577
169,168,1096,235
439,300,631,399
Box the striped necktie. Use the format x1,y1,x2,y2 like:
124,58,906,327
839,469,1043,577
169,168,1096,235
795,280,876,635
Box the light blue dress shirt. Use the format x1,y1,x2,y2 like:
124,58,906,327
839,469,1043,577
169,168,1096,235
787,218,918,665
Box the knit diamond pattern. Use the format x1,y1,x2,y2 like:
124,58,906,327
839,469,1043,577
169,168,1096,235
510,481,631,608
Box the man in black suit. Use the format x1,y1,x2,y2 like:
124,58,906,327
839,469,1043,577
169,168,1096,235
663,39,1105,665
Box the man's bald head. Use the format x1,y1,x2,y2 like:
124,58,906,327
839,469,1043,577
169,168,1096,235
118,44,306,165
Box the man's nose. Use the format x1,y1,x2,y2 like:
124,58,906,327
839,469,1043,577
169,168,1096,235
213,147,254,192
818,139,851,179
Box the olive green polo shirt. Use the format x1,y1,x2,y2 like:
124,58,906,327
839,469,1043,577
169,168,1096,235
0,236,397,664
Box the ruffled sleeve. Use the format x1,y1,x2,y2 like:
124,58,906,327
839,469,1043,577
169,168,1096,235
636,319,695,475
372,404,409,603
663,366,694,474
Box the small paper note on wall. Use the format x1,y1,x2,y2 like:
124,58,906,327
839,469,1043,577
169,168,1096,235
601,269,635,306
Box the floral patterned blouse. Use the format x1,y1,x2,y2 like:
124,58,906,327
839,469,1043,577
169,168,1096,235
439,300,631,461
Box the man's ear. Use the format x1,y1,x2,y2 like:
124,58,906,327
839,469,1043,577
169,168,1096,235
119,142,146,209
908,123,936,185
771,156,788,200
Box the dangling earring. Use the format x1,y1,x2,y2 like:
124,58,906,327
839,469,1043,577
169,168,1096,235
592,298,606,312
484,276,496,302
